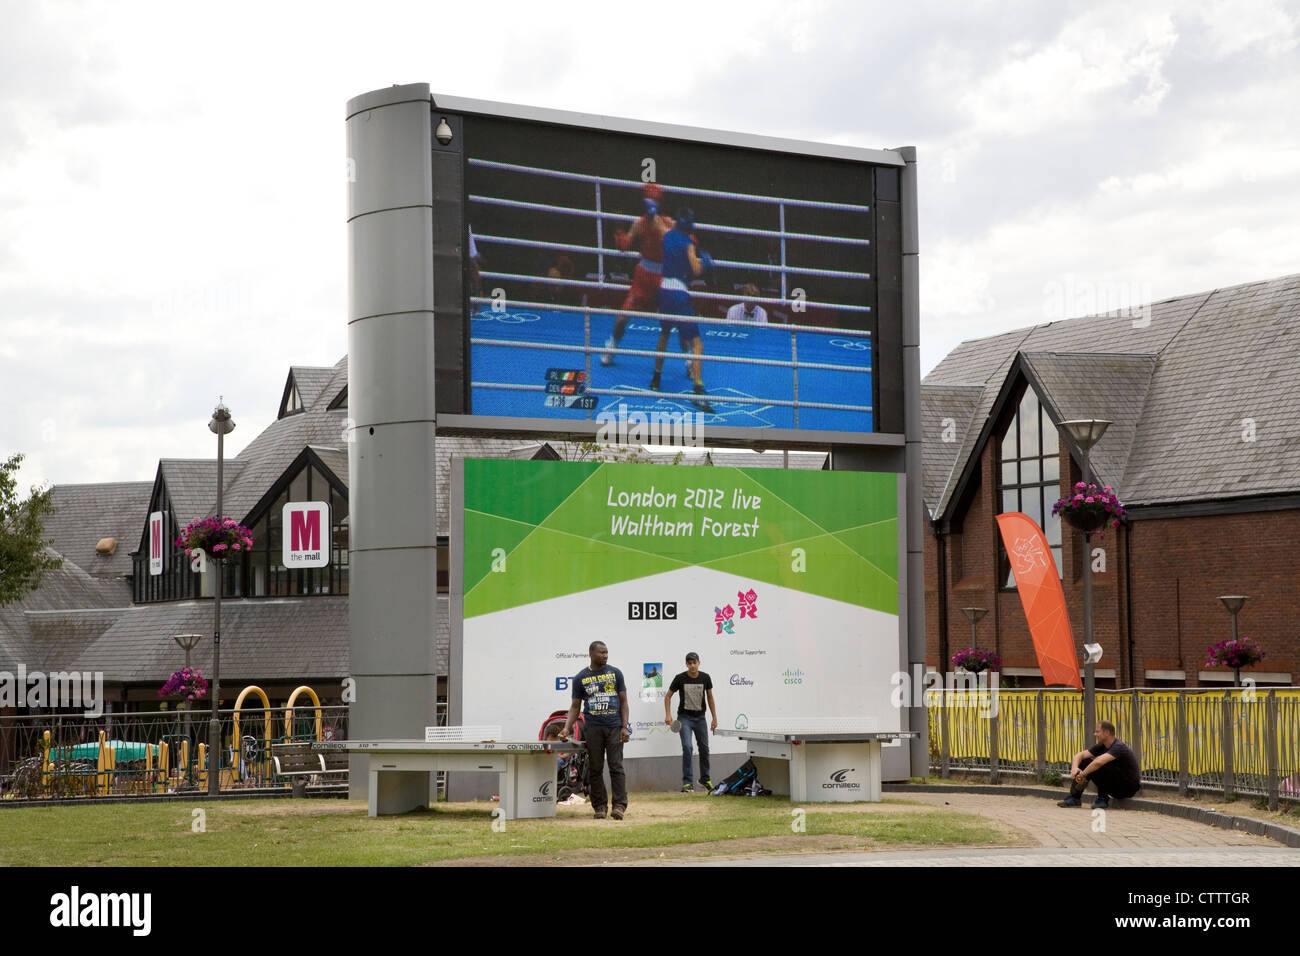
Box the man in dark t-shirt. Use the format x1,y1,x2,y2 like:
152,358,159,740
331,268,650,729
561,640,629,819
664,652,717,792
1059,720,1141,808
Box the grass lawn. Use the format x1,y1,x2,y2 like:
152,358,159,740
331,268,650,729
0,792,1026,865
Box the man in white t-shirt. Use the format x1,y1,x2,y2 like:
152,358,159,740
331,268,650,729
725,283,768,324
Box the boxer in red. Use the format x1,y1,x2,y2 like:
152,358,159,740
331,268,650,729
603,183,671,366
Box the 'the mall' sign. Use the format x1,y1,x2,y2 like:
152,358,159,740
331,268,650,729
282,502,330,568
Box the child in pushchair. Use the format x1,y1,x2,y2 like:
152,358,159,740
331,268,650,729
540,710,588,802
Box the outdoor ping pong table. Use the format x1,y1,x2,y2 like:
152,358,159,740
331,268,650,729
326,728,580,819
715,725,918,802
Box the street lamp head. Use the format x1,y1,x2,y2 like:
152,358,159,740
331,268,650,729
1083,643,1103,665
208,402,236,435
959,607,988,624
173,633,202,652
1060,419,1112,452
1218,595,1248,615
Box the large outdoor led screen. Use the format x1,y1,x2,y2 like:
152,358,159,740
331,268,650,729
457,114,898,439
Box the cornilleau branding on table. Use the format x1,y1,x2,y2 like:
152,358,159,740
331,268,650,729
823,768,861,791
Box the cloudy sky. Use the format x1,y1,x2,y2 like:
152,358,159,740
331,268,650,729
2,0,1297,491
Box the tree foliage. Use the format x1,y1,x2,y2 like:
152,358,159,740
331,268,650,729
0,453,62,606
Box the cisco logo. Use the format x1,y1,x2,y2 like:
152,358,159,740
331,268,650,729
533,780,554,803
782,668,805,685
729,674,754,687
823,768,861,790
629,601,677,621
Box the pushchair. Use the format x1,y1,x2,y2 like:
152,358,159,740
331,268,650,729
539,710,588,801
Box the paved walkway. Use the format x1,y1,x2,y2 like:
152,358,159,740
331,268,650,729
625,792,1300,866
687,846,1300,866
904,792,1282,850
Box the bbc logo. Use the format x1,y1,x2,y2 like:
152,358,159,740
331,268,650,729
628,601,677,621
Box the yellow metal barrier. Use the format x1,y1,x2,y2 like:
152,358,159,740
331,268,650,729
929,688,1300,780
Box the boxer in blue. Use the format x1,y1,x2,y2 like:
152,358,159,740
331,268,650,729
648,207,715,414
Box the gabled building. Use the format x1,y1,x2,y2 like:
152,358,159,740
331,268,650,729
3,356,831,717
923,273,1300,688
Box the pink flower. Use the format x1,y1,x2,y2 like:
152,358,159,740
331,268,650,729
1075,482,1086,490
1084,496,1095,503
212,543,228,552
232,544,241,551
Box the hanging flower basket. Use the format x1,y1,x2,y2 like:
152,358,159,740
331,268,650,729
951,648,1001,674
1205,638,1265,671
159,666,209,702
175,516,254,561
1052,482,1127,535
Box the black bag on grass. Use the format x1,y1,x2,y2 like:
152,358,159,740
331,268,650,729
709,759,771,796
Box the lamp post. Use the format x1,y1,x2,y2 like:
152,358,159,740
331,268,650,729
174,633,201,784
1060,419,1111,744
1218,595,1249,686
207,403,235,796
959,607,988,654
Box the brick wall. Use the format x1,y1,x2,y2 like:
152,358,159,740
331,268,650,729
927,440,1300,687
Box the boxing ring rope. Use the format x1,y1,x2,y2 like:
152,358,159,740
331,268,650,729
468,156,874,428
470,196,868,245
476,272,869,315
468,299,871,339
472,233,873,281
469,336,870,375
468,158,872,213
471,380,870,415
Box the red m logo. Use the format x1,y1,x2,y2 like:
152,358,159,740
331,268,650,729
151,518,161,557
290,509,321,552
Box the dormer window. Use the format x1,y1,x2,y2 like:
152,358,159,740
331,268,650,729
280,384,303,418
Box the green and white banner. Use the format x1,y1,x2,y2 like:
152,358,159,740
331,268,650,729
461,459,902,757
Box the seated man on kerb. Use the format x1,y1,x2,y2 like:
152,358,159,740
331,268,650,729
1058,720,1141,809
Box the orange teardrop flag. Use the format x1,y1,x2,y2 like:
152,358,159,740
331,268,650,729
995,512,1082,689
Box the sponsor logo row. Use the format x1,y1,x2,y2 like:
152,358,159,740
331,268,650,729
555,668,804,691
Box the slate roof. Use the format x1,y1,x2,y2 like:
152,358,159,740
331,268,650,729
920,384,982,518
1022,352,1156,491
43,482,153,578
0,605,35,672
923,272,1300,518
158,460,230,527
70,597,350,684
287,365,334,413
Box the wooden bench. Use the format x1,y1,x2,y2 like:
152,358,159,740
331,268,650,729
272,742,349,792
